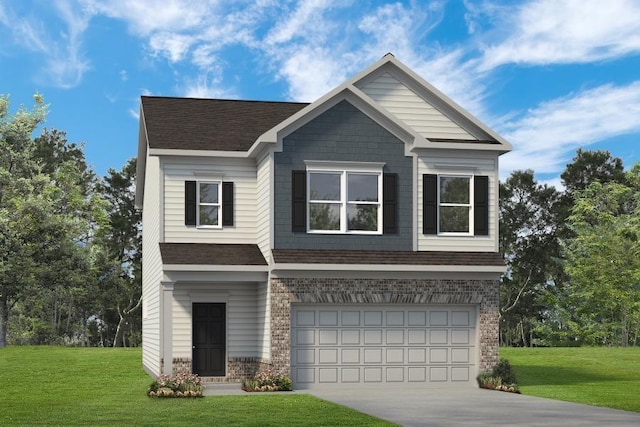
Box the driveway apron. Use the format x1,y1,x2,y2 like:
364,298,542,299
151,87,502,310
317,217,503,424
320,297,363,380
306,387,640,427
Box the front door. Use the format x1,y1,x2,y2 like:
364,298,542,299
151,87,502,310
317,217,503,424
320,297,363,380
192,303,226,376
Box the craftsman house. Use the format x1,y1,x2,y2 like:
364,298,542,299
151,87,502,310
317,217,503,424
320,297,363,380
135,54,511,389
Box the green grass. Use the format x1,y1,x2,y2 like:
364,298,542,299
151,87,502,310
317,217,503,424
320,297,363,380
0,346,394,426
501,347,640,413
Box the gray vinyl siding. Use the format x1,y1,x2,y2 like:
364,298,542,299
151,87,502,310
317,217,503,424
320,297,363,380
162,157,258,244
256,154,272,261
171,283,266,359
358,73,476,140
141,155,162,376
273,99,413,250
417,151,499,252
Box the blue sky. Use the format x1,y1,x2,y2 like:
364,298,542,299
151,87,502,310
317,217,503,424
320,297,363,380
1,0,639,186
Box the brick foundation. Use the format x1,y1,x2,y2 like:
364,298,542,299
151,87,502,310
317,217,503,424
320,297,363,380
270,277,499,375
160,357,271,382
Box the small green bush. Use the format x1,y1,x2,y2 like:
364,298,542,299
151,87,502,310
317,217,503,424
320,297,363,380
148,372,203,398
242,369,293,392
476,358,520,393
492,358,517,384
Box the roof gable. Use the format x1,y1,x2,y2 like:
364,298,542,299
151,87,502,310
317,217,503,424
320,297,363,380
252,54,511,155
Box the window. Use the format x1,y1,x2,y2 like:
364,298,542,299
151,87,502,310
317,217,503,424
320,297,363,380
185,181,234,227
198,181,221,227
423,174,489,236
439,176,471,233
308,170,382,233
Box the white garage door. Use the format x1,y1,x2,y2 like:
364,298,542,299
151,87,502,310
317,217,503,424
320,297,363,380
291,305,476,389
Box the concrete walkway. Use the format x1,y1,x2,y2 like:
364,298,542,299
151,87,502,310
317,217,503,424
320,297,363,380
305,387,640,427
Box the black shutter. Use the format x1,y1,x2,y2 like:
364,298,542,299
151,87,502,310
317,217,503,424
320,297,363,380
185,181,196,226
423,174,437,234
383,173,398,234
292,170,306,232
222,182,234,226
474,175,489,236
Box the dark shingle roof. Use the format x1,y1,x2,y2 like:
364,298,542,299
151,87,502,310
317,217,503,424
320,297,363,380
141,96,308,151
160,243,267,265
272,249,505,266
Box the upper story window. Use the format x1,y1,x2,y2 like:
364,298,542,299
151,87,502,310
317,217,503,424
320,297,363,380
439,176,471,234
198,181,221,227
185,180,234,228
308,170,382,233
292,161,397,235
423,173,489,236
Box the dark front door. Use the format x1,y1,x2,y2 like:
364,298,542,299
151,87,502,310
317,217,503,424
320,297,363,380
192,303,226,376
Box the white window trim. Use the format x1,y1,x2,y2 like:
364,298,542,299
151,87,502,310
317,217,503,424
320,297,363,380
197,180,222,229
305,162,384,235
437,174,474,236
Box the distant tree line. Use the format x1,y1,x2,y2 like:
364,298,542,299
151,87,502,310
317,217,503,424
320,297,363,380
500,150,640,347
1,94,141,348
1,93,639,348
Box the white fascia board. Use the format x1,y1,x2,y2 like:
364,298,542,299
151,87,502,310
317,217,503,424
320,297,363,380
148,148,249,158
411,141,509,154
270,269,502,281
135,106,148,210
271,263,507,274
163,270,268,283
163,264,269,272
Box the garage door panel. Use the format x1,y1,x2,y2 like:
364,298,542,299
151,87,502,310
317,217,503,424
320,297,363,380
319,311,338,326
451,329,470,344
386,311,404,326
386,329,404,344
319,329,338,345
364,329,383,344
429,329,448,344
295,329,315,345
364,311,383,326
291,305,477,389
386,348,404,363
341,329,360,345
430,311,448,326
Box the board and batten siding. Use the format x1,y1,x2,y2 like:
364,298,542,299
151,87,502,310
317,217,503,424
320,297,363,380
141,155,163,376
358,73,476,141
171,283,267,359
417,151,499,252
256,154,272,262
162,157,258,244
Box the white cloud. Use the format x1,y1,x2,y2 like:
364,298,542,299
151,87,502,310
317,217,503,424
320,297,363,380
148,32,195,63
479,0,640,70
180,70,237,99
499,81,640,177
81,0,209,36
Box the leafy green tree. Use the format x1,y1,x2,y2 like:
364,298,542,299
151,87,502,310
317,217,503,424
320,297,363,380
563,163,640,346
0,93,104,347
499,170,563,346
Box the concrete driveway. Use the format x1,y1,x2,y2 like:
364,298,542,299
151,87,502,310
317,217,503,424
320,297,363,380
305,387,640,427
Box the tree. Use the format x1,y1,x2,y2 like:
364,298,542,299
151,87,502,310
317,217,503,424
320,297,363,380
0,93,104,347
499,170,562,346
563,163,640,346
96,159,142,347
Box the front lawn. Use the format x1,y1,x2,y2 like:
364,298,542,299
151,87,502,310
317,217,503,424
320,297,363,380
0,346,394,426
501,347,640,413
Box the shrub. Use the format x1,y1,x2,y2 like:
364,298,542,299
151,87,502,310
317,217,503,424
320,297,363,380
242,369,293,392
476,358,520,393
148,372,203,398
492,358,517,384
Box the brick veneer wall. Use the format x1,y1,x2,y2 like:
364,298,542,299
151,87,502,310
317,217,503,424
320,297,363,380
160,357,270,382
270,277,499,375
